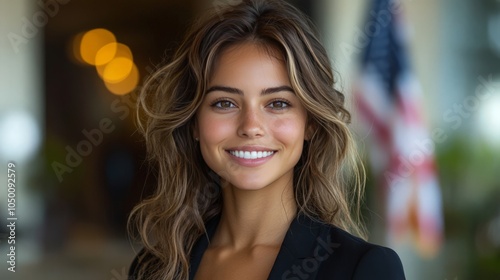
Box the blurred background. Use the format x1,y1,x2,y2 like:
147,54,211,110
0,0,499,279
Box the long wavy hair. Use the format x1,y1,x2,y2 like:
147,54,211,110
129,0,366,279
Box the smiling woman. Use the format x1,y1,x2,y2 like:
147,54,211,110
128,1,405,279
195,43,309,192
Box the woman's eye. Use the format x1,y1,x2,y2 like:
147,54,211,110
268,100,290,109
212,100,236,109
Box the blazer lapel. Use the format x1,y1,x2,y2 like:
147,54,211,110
267,213,331,280
189,215,221,280
189,213,333,280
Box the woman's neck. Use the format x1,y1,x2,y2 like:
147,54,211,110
212,181,297,250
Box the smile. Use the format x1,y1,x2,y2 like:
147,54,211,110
228,150,276,159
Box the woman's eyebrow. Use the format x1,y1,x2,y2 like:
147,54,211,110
205,85,243,95
262,85,295,95
205,85,294,95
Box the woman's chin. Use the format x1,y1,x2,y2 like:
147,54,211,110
221,178,270,192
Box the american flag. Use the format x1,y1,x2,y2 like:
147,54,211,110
354,0,443,257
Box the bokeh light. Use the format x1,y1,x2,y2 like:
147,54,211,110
478,92,500,146
0,111,41,162
95,43,133,78
95,42,118,66
102,57,134,83
73,28,139,95
104,63,140,95
79,28,116,65
70,32,85,65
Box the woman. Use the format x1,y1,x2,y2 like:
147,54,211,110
129,0,406,279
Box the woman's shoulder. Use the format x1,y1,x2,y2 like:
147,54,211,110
317,222,406,279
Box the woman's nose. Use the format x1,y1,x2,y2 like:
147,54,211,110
237,107,264,138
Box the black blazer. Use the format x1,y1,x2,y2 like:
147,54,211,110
129,213,406,279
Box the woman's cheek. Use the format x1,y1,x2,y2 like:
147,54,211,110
272,116,306,142
200,115,234,142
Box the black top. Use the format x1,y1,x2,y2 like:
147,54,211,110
129,213,406,279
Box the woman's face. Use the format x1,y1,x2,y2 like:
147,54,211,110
195,42,310,191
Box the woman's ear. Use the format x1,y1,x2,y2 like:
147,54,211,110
305,120,316,141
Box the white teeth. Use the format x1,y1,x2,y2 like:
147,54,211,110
229,150,275,159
